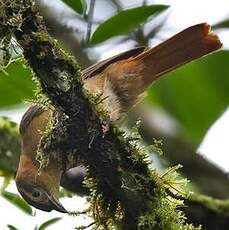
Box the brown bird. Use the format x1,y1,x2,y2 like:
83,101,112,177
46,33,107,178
15,23,222,213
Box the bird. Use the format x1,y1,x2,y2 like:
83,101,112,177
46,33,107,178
15,23,222,213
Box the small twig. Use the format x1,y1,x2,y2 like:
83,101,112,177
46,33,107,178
110,0,122,12
75,221,96,230
142,0,147,6
85,0,96,44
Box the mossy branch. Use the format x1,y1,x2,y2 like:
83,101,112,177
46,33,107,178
0,1,218,229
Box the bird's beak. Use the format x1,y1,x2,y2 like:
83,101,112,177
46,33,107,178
47,194,68,213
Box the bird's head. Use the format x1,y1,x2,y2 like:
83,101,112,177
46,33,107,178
16,154,67,213
15,105,67,213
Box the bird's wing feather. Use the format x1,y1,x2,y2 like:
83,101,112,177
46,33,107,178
19,105,45,135
82,46,145,79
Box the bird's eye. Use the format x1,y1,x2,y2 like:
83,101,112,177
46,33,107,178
29,188,44,201
32,190,41,198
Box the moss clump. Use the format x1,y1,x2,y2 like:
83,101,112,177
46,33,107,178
79,127,201,230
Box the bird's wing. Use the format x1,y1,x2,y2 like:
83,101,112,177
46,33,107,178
19,105,45,135
82,46,145,79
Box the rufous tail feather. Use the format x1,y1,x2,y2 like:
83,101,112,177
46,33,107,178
134,23,222,86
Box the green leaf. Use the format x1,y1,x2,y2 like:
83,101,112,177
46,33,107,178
62,0,85,15
2,191,33,215
147,51,229,143
212,18,229,29
90,4,169,44
0,60,35,108
38,217,62,230
7,225,18,230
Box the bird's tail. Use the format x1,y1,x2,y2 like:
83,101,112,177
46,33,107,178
133,23,222,86
102,23,222,120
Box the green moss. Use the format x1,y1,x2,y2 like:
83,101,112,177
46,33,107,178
77,126,202,229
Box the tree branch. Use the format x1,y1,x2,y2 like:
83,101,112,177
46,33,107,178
35,0,92,68
130,106,229,199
